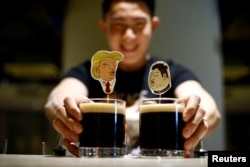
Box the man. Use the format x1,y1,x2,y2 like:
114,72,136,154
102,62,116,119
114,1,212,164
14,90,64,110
44,0,221,157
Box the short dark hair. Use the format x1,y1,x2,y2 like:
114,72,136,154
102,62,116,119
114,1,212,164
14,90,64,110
101,0,155,18
152,63,169,78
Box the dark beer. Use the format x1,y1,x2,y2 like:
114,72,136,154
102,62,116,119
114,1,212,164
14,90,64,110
140,102,185,155
79,102,125,148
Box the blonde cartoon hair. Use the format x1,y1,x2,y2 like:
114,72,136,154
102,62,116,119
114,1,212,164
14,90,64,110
91,50,123,79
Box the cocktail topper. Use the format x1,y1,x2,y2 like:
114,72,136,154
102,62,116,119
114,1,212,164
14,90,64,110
91,50,124,94
148,61,171,95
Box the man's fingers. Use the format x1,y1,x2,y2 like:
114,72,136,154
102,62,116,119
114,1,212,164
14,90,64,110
183,106,206,138
182,95,201,122
53,118,79,142
184,119,208,152
62,138,79,157
64,97,82,121
55,105,83,134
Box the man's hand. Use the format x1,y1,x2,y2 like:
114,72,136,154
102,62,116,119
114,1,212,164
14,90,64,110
52,96,88,156
182,95,208,157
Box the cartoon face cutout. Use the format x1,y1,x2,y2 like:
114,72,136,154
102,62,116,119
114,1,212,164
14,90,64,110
91,50,124,94
98,57,117,81
148,61,171,95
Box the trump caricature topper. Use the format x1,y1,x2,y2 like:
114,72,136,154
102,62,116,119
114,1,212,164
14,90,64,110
148,61,171,95
91,50,124,94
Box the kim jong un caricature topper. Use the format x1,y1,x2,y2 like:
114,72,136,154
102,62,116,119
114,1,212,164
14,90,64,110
91,50,124,94
148,61,171,95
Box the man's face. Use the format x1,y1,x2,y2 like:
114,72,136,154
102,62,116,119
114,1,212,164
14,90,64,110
100,2,159,70
149,68,169,91
97,57,117,81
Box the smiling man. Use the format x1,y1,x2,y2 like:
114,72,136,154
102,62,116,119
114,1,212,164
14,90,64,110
44,0,221,157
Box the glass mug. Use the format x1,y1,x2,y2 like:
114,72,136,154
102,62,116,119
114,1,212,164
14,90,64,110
79,98,126,157
139,98,185,157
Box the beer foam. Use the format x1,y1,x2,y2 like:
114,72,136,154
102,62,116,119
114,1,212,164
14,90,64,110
140,103,184,113
80,103,125,114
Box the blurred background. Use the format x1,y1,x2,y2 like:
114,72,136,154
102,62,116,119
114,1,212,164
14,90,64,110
0,0,249,154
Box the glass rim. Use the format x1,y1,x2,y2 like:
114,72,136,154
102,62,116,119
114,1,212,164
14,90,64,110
140,97,184,105
87,98,126,103
140,97,178,101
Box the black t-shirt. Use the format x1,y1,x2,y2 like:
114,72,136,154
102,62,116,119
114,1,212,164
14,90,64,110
63,56,199,106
